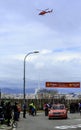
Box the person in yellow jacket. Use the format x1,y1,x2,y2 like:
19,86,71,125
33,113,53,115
29,102,36,116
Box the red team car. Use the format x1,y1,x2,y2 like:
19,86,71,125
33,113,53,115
48,104,68,119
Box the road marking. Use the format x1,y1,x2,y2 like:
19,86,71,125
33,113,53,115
13,128,16,130
75,118,81,120
55,124,81,129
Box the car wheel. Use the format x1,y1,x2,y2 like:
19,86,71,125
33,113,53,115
65,116,67,119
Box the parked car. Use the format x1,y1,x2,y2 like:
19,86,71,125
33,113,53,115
48,104,68,119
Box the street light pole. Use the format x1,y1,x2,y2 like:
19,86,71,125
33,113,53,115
23,51,39,118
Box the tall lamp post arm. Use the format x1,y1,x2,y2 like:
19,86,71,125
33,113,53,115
23,51,39,101
23,52,33,100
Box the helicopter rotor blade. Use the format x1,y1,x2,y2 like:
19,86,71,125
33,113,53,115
37,8,49,11
45,8,49,11
37,9,43,11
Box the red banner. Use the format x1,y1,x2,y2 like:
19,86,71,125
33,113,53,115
46,82,80,88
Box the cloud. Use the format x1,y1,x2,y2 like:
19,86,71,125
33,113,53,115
0,0,81,92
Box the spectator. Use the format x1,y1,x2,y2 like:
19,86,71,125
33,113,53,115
79,102,81,115
6,101,12,126
17,103,21,119
43,103,49,116
13,102,19,121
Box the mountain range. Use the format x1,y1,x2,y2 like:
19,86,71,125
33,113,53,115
1,87,81,95
0,79,81,94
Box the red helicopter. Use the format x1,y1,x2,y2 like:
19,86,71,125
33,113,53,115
38,8,53,15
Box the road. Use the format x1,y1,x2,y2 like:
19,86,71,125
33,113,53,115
15,112,81,130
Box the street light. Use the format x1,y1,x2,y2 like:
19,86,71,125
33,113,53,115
23,51,39,118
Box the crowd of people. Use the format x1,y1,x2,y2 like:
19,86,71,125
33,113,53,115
0,100,21,126
70,102,81,113
1,99,81,127
0,100,37,127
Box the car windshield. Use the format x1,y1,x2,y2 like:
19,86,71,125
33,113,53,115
52,105,65,110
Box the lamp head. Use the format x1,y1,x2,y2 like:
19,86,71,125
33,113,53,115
34,51,39,53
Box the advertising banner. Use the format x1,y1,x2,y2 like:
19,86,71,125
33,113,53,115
46,82,80,88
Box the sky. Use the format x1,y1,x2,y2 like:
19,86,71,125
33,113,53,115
0,0,81,93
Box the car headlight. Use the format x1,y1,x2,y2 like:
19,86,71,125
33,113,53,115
61,111,66,114
49,111,53,114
